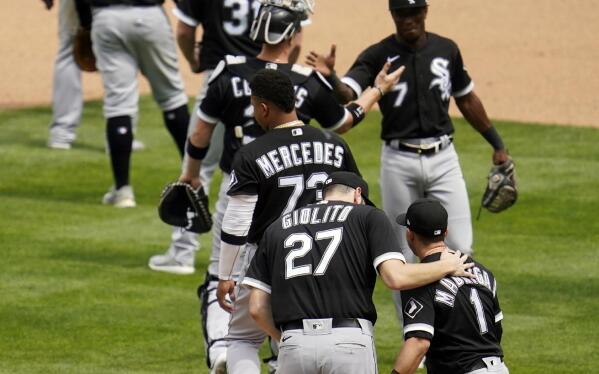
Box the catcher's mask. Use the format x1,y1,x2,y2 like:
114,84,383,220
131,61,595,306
250,0,314,45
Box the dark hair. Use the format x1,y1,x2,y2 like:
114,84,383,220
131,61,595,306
250,69,296,113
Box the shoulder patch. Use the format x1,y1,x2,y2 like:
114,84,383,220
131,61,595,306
291,64,313,77
225,55,247,65
208,59,226,84
314,71,333,90
404,298,424,319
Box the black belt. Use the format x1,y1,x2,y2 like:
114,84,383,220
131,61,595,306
280,318,361,331
386,136,453,155
468,358,504,371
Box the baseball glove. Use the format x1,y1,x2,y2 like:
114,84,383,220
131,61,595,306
73,27,97,72
481,158,518,213
158,182,212,234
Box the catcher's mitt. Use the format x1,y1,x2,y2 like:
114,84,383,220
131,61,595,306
480,158,518,214
73,27,97,72
158,182,212,234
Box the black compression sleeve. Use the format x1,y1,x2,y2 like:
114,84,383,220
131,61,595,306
74,0,92,29
481,127,505,150
186,139,209,160
346,103,365,127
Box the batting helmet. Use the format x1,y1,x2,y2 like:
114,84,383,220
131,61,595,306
250,0,314,45
389,0,428,10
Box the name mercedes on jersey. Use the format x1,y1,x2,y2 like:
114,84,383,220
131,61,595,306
435,265,496,308
256,140,346,179
281,204,354,229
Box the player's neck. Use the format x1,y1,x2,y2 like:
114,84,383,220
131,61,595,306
258,44,290,64
419,243,446,259
272,116,302,130
395,32,427,50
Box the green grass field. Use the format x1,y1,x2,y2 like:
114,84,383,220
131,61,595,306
1,97,598,373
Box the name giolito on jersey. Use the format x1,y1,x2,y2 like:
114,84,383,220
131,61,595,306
281,204,354,229
256,141,345,178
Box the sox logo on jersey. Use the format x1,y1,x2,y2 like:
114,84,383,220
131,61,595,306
429,57,451,101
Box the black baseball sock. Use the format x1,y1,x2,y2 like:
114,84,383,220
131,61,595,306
163,104,190,158
106,116,133,189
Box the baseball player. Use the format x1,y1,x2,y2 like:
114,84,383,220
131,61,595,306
147,0,263,276
42,0,82,150
45,0,145,151
74,0,190,208
308,0,511,319
242,172,475,374
393,198,508,374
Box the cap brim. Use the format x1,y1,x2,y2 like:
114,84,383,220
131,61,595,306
396,213,407,226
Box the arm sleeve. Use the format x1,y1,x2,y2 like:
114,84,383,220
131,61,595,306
173,0,204,27
451,46,474,98
197,70,229,124
242,233,273,294
227,151,261,196
401,287,435,341
307,77,349,131
368,209,406,269
341,46,381,97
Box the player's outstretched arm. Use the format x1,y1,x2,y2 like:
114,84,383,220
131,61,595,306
392,337,430,374
176,21,200,73
455,91,509,165
305,45,356,104
178,118,216,189
334,64,405,133
378,250,473,291
249,288,281,342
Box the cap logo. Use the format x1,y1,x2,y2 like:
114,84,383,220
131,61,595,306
434,229,441,235
408,0,416,4
406,218,410,225
325,178,332,185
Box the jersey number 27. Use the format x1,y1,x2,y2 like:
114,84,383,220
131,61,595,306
284,228,343,279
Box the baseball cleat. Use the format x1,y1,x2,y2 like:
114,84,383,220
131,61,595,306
102,185,136,208
132,139,145,151
47,140,72,150
148,249,195,275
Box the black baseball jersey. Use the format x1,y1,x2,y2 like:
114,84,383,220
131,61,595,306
173,0,261,72
85,0,164,6
226,125,359,244
401,253,504,373
243,201,406,327
342,33,474,140
198,56,349,173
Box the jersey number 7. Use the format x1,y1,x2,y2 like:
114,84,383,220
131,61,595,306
278,172,329,215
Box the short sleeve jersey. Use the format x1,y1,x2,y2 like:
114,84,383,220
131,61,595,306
243,201,406,326
401,253,504,373
198,57,349,173
226,125,359,244
173,0,261,72
342,33,473,140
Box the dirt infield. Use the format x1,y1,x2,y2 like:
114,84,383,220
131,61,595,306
1,0,597,127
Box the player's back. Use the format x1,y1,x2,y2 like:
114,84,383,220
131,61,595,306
227,125,360,244
426,259,504,372
259,201,390,327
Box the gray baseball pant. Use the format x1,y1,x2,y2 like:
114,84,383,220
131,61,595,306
380,142,473,321
278,319,377,374
91,5,188,119
49,0,82,143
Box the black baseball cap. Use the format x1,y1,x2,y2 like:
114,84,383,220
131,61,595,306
389,0,428,10
323,171,375,207
396,198,447,237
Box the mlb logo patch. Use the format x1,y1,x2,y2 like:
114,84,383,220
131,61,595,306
404,298,424,319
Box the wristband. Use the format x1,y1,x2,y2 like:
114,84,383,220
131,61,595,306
346,102,366,128
481,127,505,150
186,138,209,160
391,370,400,374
